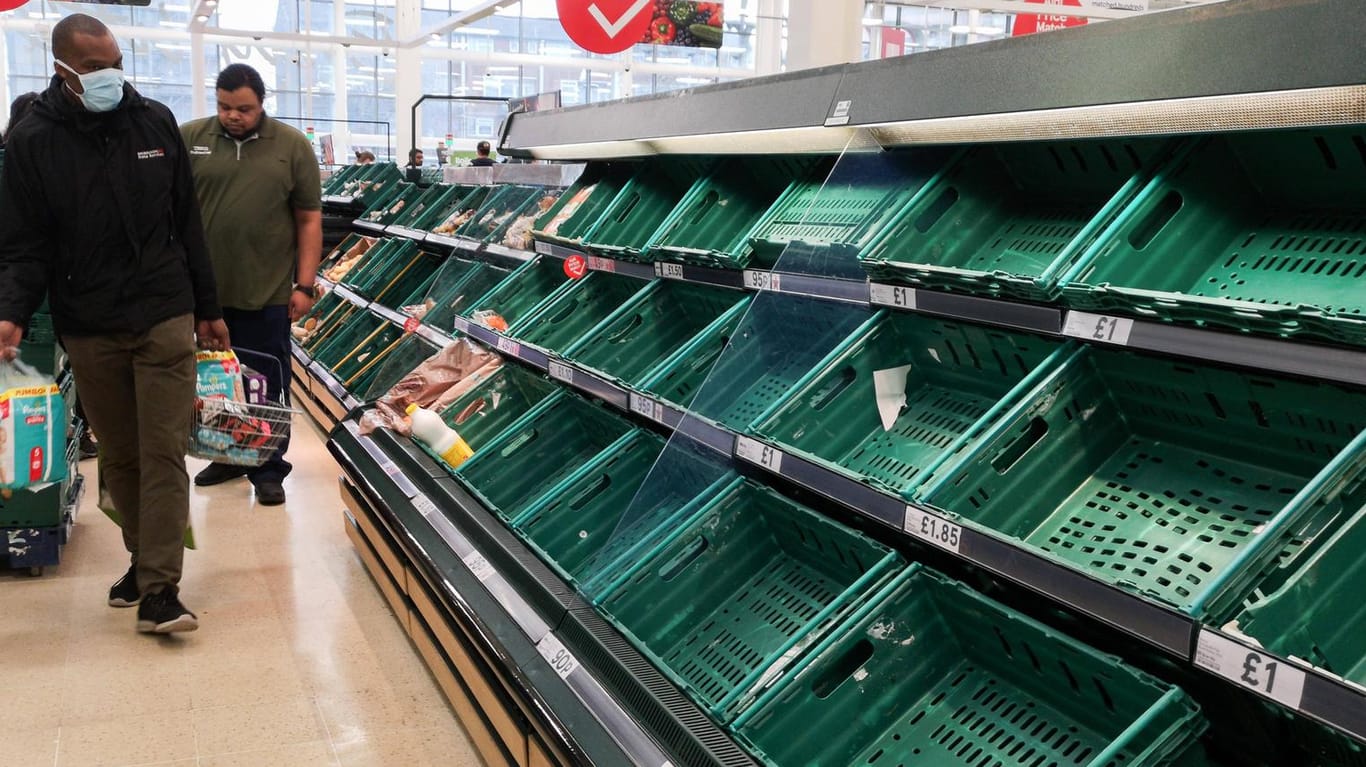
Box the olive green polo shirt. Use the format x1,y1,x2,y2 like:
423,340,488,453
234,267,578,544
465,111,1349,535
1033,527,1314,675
180,115,321,310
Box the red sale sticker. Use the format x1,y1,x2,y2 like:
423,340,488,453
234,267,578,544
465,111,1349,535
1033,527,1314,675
403,316,421,334
564,255,588,280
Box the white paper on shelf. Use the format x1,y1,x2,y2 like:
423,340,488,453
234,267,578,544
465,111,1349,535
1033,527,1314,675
873,364,912,431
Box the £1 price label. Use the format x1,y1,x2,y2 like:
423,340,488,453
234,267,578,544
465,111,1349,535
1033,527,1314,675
1063,311,1135,346
548,361,575,384
495,337,521,357
904,506,963,554
735,436,783,473
656,262,685,280
1194,630,1307,709
462,551,497,583
536,632,580,680
869,283,916,310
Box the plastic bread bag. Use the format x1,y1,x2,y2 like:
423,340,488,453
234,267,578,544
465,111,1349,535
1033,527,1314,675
0,358,67,491
359,337,503,436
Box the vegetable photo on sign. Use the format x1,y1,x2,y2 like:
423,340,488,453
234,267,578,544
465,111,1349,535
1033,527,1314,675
641,0,724,48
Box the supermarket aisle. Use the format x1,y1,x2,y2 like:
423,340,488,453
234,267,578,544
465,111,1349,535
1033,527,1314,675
0,417,483,767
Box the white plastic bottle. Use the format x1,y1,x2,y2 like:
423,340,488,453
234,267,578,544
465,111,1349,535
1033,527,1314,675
406,403,474,468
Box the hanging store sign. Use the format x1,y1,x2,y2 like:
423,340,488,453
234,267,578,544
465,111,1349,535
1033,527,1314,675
0,0,31,10
1012,0,1149,36
558,0,656,54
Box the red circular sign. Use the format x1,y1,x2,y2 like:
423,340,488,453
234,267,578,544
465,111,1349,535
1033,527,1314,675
0,0,32,10
556,0,655,55
564,255,588,280
403,316,421,334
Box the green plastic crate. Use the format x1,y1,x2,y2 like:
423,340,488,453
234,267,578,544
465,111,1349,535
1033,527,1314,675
358,181,422,225
751,310,1066,499
595,477,903,722
1060,128,1366,344
312,311,388,369
507,272,651,355
338,238,407,292
332,321,412,395
563,281,751,388
514,432,733,590
488,189,563,251
322,163,365,196
456,393,637,522
744,150,948,269
645,157,823,270
532,162,638,248
463,256,576,329
919,345,1366,619
579,158,714,263
319,232,377,275
360,334,441,402
391,183,457,229
372,251,443,309
415,259,507,333
733,565,1208,767
859,139,1171,302
413,184,480,231
454,184,544,241
435,363,560,451
428,185,493,236
641,296,873,429
295,291,361,354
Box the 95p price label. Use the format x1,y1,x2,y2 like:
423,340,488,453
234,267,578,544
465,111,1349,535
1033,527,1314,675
629,393,663,421
536,632,580,681
735,436,783,473
904,506,963,553
1063,311,1134,346
1195,630,1306,709
743,270,781,292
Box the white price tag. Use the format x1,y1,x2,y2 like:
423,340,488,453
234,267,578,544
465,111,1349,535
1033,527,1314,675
656,262,685,280
411,493,438,518
462,551,497,583
1194,630,1306,709
536,632,580,680
629,393,663,421
743,270,781,292
381,461,402,480
495,337,521,357
534,241,552,255
903,506,963,554
869,283,916,310
548,361,575,384
1063,311,1135,346
735,436,783,473
587,256,616,273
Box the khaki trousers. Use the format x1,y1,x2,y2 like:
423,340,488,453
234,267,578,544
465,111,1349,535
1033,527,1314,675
63,314,196,596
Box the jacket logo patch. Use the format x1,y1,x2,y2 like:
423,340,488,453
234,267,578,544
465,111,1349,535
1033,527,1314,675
136,149,166,160
190,145,212,156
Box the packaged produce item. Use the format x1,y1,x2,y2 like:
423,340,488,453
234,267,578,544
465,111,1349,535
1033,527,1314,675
407,403,474,467
321,236,375,282
503,194,560,250
433,207,477,235
541,183,597,236
0,359,67,491
358,337,502,435
470,310,509,332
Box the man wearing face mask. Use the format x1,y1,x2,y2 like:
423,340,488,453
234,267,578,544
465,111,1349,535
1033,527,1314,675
0,14,229,633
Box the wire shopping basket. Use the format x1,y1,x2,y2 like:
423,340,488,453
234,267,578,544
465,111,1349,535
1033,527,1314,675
189,347,298,467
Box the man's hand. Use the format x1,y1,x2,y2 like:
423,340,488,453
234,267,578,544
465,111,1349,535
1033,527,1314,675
196,319,231,351
288,291,316,322
0,320,24,362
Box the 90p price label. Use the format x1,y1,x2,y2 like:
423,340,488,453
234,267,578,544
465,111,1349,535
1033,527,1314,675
536,632,580,680
1195,630,1306,709
904,506,963,553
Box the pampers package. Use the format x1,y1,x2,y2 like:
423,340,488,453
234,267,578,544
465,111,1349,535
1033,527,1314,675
0,360,67,490
192,350,276,465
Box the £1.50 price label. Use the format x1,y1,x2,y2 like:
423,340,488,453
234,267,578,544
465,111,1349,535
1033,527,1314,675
735,436,783,473
536,632,580,680
548,360,575,384
655,262,685,280
904,506,963,553
1194,630,1307,709
1063,311,1135,346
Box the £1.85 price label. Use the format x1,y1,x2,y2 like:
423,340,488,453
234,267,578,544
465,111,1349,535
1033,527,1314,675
536,632,580,680
1195,630,1307,709
904,506,963,553
735,436,783,473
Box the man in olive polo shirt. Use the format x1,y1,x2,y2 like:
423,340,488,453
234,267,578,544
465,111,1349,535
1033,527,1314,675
181,64,322,506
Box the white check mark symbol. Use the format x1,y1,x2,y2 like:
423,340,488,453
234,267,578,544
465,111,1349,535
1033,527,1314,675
587,0,652,39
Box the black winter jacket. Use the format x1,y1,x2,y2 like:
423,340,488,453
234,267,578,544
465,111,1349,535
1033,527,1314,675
0,76,221,336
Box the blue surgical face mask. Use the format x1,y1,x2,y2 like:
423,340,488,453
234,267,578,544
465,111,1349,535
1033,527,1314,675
56,60,125,113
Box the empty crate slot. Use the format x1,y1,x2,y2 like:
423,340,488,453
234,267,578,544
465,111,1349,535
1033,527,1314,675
358,182,423,225
433,363,560,451
573,157,713,262
566,281,750,388
752,311,1063,498
311,312,388,369
464,256,576,329
372,251,444,308
331,323,407,394
488,189,563,251
596,478,902,722
645,157,827,270
508,272,651,355
642,294,874,429
391,183,460,229
359,334,441,402
860,139,1168,300
533,161,638,247
456,393,637,521
1062,127,1366,343
922,346,1366,614
733,566,1207,767
418,261,511,332
745,150,950,268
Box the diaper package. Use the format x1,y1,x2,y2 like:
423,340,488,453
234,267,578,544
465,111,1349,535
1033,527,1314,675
0,360,67,490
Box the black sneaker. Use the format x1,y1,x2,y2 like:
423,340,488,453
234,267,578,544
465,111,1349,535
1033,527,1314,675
194,463,249,487
108,565,140,608
136,590,199,633
255,481,286,506
79,431,99,461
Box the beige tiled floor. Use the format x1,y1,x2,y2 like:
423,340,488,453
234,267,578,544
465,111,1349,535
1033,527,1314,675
0,418,484,767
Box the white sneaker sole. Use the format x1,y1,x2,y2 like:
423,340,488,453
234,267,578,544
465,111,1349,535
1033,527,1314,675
137,615,199,633
108,596,141,608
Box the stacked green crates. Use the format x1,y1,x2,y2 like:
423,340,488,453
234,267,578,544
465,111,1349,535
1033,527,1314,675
750,311,1067,499
578,158,714,262
508,272,650,353
1060,127,1366,344
858,138,1173,302
593,477,903,722
462,256,576,329
428,185,493,237
916,345,1366,620
532,162,639,249
732,565,1209,766
416,258,510,333
356,179,416,223
389,183,456,230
